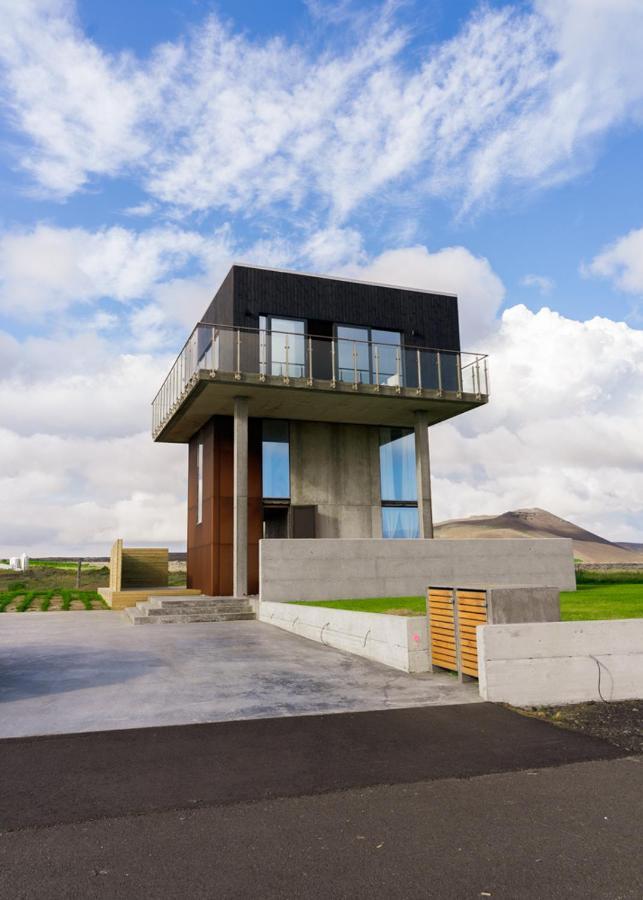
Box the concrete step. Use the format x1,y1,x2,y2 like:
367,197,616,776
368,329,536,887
145,606,251,617
125,595,256,625
127,611,256,625
148,600,252,612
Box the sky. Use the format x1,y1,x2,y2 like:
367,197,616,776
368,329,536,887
1,0,643,555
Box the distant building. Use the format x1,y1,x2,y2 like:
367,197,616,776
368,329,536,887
152,265,489,596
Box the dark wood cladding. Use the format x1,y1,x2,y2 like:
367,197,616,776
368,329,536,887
187,415,261,596
201,265,461,351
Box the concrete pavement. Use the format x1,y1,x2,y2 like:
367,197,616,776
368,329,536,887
0,611,479,738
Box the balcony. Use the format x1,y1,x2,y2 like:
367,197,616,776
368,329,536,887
152,323,489,442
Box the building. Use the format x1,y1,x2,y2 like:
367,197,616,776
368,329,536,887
152,264,489,597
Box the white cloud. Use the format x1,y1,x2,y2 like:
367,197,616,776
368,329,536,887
0,428,186,556
431,305,643,540
0,223,233,319
587,226,643,295
0,0,152,195
2,1,643,219
521,273,554,295
343,245,505,346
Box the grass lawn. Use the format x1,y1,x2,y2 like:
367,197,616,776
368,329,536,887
297,582,643,620
559,584,643,620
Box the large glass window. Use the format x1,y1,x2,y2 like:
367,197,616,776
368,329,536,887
262,420,290,498
371,329,402,386
381,507,420,539
379,427,419,538
379,428,417,502
335,325,402,386
269,317,305,378
337,325,370,383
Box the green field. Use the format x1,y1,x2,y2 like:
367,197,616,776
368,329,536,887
296,582,643,620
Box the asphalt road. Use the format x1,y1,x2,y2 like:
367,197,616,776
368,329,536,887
0,704,641,899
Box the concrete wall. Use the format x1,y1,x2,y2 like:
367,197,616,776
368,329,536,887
259,601,429,673
477,619,643,705
260,538,576,602
487,587,560,623
289,421,381,538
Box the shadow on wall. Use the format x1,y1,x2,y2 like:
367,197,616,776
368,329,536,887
0,646,165,702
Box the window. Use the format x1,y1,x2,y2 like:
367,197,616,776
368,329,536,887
262,420,290,498
335,325,402,386
371,330,402,386
337,325,370,383
260,316,306,379
379,427,419,538
196,442,204,525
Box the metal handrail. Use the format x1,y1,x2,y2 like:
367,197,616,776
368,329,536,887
151,321,489,434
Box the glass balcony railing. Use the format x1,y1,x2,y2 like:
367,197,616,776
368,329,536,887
152,322,489,436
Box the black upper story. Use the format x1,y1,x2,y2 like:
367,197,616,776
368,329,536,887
200,265,461,352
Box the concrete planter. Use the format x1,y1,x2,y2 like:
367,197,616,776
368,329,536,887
259,601,429,673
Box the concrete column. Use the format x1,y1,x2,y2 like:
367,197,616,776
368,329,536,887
233,397,248,596
414,410,433,538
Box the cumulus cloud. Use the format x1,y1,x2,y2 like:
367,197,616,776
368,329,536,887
587,226,643,295
343,245,505,346
0,428,186,556
430,305,643,540
2,1,643,219
0,223,231,318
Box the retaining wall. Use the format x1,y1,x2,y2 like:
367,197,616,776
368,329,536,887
259,538,575,602
259,601,429,673
477,619,643,705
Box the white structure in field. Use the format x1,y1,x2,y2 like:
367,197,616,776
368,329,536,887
1,554,30,571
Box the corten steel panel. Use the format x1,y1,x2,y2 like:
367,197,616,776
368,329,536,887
248,418,262,595
187,415,261,596
202,265,461,352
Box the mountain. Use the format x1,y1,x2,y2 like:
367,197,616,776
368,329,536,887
434,508,643,564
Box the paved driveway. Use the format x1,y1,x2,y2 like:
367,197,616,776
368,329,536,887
0,611,479,737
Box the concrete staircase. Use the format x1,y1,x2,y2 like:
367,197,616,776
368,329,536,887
124,595,256,625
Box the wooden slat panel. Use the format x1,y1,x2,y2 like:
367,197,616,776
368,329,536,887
455,589,486,679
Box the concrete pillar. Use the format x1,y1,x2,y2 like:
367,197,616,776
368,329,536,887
414,410,433,538
233,397,248,596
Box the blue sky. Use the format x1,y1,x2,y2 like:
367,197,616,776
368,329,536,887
1,0,642,553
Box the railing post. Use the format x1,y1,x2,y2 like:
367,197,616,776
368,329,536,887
352,341,358,388
456,352,463,397
416,349,422,395
307,336,313,386
395,347,401,393
331,339,336,388
483,357,489,396
374,346,380,391
235,329,241,381
284,337,290,384
475,358,481,398
436,351,442,395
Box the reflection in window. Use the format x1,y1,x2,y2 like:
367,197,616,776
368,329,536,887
262,420,290,498
379,428,417,501
379,427,419,538
371,330,401,386
335,326,402,386
381,507,419,539
270,318,305,378
337,325,370,383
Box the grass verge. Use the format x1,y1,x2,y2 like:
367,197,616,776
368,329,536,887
296,582,643,620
